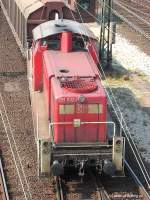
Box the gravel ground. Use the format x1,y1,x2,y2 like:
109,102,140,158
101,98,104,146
0,6,150,198
113,33,150,76
87,22,150,174
110,28,150,163
107,86,150,164
0,8,55,200
0,11,26,73
106,30,150,171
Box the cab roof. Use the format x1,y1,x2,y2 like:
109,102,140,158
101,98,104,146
33,19,97,41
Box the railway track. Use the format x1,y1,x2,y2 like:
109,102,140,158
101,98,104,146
113,0,150,40
55,3,150,200
0,77,55,200
0,8,55,200
0,2,150,200
56,169,111,200
56,163,150,200
0,93,32,200
109,0,150,56
0,157,9,200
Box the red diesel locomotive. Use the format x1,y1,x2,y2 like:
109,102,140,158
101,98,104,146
0,0,125,178
0,0,96,56
31,19,125,177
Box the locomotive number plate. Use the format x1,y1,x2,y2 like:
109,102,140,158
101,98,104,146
58,97,77,103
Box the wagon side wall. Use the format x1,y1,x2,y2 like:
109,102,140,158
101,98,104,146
0,0,27,56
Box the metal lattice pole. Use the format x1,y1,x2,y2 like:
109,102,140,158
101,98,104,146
99,0,113,69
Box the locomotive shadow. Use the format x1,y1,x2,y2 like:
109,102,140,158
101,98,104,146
101,175,141,196
103,58,150,115
103,58,130,79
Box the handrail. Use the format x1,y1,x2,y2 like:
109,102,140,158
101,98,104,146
49,121,116,137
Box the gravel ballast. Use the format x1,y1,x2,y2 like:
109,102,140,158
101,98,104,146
109,31,150,167
87,21,150,168
0,8,56,200
113,34,150,76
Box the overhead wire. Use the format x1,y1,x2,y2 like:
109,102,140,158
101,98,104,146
68,1,150,187
74,1,150,187
76,1,150,41
76,2,150,187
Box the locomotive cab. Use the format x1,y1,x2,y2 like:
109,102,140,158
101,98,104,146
31,19,125,178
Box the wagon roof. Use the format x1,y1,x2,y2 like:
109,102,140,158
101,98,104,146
32,19,97,41
15,0,43,19
15,0,68,19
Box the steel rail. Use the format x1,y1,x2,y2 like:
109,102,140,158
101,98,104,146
111,4,150,41
56,160,150,200
125,160,150,200
0,94,31,200
76,1,150,41
90,171,111,200
74,0,150,188
56,173,111,200
56,177,64,200
114,0,150,27
116,0,150,17
0,157,9,200
53,2,149,200
126,0,150,10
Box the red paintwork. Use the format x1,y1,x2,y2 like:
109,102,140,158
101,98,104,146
32,42,47,91
42,50,98,119
42,50,106,143
61,32,73,53
32,31,107,144
51,78,107,143
87,40,99,65
43,50,98,78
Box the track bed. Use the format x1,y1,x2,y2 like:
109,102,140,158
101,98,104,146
57,168,149,200
61,172,100,200
113,0,150,56
0,8,55,200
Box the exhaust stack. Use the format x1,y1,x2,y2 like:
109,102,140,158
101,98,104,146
61,32,72,53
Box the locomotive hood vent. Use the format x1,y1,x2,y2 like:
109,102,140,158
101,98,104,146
60,77,98,93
